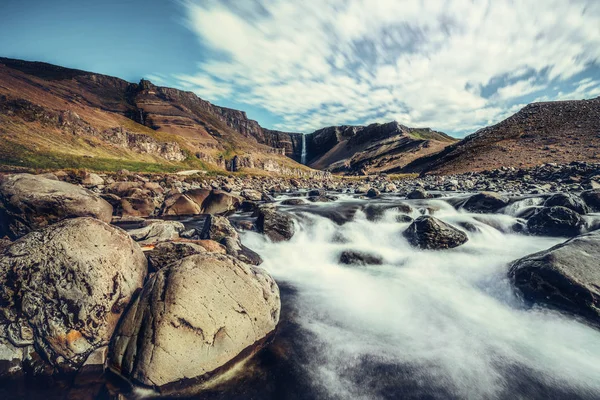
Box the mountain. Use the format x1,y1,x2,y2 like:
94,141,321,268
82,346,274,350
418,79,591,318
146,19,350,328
0,57,309,174
303,122,456,174
403,97,600,175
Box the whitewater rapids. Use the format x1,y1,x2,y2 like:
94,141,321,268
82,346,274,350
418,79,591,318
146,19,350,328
241,194,600,400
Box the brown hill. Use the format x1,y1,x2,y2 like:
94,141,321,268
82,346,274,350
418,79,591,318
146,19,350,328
0,57,308,174
304,122,456,174
402,97,600,175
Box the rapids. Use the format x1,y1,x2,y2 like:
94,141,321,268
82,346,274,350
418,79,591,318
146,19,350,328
238,193,600,400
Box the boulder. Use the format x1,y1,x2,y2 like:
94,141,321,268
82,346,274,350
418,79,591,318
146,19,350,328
128,220,185,245
281,198,306,206
544,193,589,214
462,192,509,213
509,231,600,326
200,215,238,243
406,188,430,200
107,253,280,393
162,189,240,216
366,188,381,198
81,173,104,187
0,218,147,374
527,206,584,237
255,208,295,242
240,189,262,202
339,250,383,266
581,189,600,212
307,189,324,197
0,174,113,239
403,216,468,250
146,241,206,272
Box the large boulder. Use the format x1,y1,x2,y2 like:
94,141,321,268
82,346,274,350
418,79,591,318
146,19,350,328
128,220,185,246
581,189,600,212
406,188,430,200
162,189,241,216
0,218,147,374
0,174,113,239
462,192,509,213
543,193,589,215
527,206,584,237
509,231,600,326
403,216,468,250
107,253,280,394
146,241,206,272
255,208,295,242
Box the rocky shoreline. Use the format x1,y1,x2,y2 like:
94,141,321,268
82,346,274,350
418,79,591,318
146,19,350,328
0,162,600,398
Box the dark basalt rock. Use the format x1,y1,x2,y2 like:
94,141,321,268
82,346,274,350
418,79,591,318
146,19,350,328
339,250,383,266
255,208,295,242
544,193,589,214
403,216,468,250
509,231,600,327
527,206,584,237
462,192,509,213
406,188,430,199
366,188,381,198
581,189,600,212
307,189,324,197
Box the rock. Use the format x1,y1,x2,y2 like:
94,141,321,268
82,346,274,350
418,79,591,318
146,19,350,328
403,216,468,250
406,188,430,200
146,241,206,272
81,173,104,187
240,189,262,202
462,192,509,213
308,189,324,197
527,206,584,237
0,174,113,239
106,253,280,393
339,250,383,266
200,215,238,243
255,208,295,242
281,198,306,206
308,195,333,203
581,189,600,212
162,189,241,216
544,193,589,214
0,217,147,374
180,228,198,239
366,188,380,198
396,215,414,223
509,231,600,326
128,220,185,245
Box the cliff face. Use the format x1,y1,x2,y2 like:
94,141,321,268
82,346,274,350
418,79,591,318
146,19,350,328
403,97,600,175
303,121,457,174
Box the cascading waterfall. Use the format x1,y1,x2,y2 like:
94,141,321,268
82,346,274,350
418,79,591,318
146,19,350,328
301,134,307,165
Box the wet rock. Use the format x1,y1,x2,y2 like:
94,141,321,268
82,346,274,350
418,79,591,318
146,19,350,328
0,173,113,239
146,241,206,272
240,189,262,202
128,220,185,245
509,231,600,327
366,188,381,198
462,192,509,213
581,189,600,212
255,208,295,242
308,189,324,197
527,206,584,237
406,188,430,199
403,216,468,250
106,253,280,394
200,215,238,243
544,193,589,214
308,195,333,203
396,214,414,223
0,217,147,374
339,250,383,266
281,198,306,206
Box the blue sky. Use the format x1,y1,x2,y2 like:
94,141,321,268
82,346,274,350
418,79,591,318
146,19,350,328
1,0,599,137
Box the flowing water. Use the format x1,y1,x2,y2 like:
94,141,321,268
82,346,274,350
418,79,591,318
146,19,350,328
237,194,600,400
301,134,307,165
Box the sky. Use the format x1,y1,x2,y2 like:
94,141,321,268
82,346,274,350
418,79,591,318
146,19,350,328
1,0,599,137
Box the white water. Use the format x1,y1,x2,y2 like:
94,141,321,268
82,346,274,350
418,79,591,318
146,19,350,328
301,134,307,165
243,201,600,399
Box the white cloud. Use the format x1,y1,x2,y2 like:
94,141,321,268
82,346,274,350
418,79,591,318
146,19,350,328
176,0,600,136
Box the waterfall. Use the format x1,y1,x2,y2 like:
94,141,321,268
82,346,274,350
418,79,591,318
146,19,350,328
301,134,307,165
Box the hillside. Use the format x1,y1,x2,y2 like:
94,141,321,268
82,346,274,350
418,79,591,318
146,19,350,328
0,57,310,175
304,121,457,174
403,97,600,175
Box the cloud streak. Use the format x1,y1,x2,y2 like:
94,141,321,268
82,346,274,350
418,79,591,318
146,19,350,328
175,0,600,136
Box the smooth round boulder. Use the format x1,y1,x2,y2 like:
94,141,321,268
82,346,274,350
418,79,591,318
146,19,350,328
162,189,240,216
366,188,381,198
403,216,468,250
0,174,113,239
509,231,600,326
544,193,589,214
0,217,147,374
255,208,295,242
527,206,584,237
406,188,429,200
107,253,280,394
462,192,509,213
